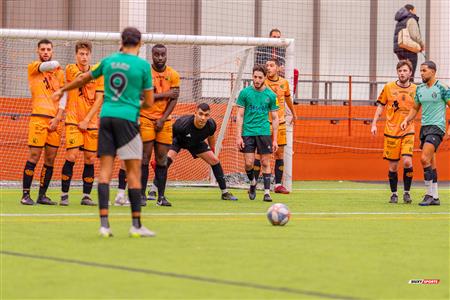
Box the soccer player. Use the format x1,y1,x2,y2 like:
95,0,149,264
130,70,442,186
164,103,237,200
254,58,296,194
401,61,450,206
371,60,417,204
236,65,279,202
20,39,65,206
53,27,155,237
140,44,180,207
60,40,104,206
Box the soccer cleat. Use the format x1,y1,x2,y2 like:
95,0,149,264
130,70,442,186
403,193,412,204
129,226,156,238
114,193,129,206
36,195,57,205
81,195,97,206
431,198,440,206
147,190,157,201
263,193,273,202
274,185,290,194
60,194,69,206
156,196,172,207
20,194,35,205
389,194,398,204
248,185,256,200
419,195,435,206
98,226,113,238
221,192,238,201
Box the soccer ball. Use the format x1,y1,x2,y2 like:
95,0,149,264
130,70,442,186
267,203,291,226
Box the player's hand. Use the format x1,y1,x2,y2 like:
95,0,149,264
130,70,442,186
272,140,279,153
48,117,59,132
52,89,64,102
78,119,89,131
370,124,377,135
155,119,164,132
400,120,408,131
169,89,180,99
236,137,245,150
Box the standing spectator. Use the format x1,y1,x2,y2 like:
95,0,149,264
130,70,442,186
393,4,425,82
255,28,286,69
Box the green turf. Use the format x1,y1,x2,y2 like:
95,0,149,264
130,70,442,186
1,181,449,299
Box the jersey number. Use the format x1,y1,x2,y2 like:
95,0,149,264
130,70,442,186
110,72,127,101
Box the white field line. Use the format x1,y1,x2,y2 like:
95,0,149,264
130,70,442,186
1,211,449,217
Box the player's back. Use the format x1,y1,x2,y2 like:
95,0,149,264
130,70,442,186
27,61,65,118
93,52,151,123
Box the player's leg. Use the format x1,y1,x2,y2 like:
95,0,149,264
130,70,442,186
21,147,43,205
419,142,435,206
197,149,237,201
141,141,154,206
430,154,439,205
400,134,414,204
80,149,97,206
253,154,261,184
244,151,257,200
97,154,115,236
154,142,171,206
383,136,401,203
257,136,274,202
274,123,288,194
387,161,399,203
60,147,79,206
115,160,129,206
36,144,59,205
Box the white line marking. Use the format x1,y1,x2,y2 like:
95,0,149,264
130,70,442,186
1,212,449,217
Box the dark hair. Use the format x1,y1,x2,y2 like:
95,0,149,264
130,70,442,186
404,4,415,11
75,40,92,53
421,60,437,71
197,103,210,112
121,27,141,47
266,58,280,66
252,64,267,76
269,28,281,37
152,44,167,52
37,39,52,48
396,60,413,72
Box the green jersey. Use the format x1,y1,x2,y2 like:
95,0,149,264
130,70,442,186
414,80,450,133
91,52,152,123
236,85,278,136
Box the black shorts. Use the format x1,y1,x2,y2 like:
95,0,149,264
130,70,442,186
240,135,273,155
98,117,143,160
420,125,444,151
171,139,211,158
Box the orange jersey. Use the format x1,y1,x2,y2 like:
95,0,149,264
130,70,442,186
141,65,180,120
265,76,291,123
65,64,104,128
27,61,65,117
377,81,417,137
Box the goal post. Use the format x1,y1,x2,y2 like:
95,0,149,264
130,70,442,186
0,28,295,190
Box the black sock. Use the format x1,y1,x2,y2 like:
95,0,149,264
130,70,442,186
38,164,54,197
82,164,94,194
128,188,142,228
403,167,413,192
61,160,75,193
274,159,284,185
141,164,149,196
388,171,398,193
424,166,433,181
432,168,437,183
22,161,36,196
167,157,173,168
263,173,271,191
98,183,110,228
155,164,168,198
212,163,226,190
246,168,255,184
118,168,127,190
253,159,261,182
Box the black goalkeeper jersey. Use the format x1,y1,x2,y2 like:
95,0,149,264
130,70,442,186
173,115,216,148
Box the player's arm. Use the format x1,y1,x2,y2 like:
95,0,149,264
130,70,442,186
285,95,296,125
141,89,154,109
207,135,216,153
236,106,245,150
39,61,61,72
79,91,104,131
371,104,384,135
271,110,279,153
52,72,93,102
48,92,68,132
401,102,421,130
154,87,179,101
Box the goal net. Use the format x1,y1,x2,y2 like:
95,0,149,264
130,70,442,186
0,29,295,190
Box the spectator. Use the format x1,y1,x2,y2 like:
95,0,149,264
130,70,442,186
255,28,286,70
393,4,425,81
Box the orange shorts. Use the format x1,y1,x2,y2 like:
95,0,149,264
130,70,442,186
28,116,62,148
383,134,414,161
140,117,172,145
65,125,98,152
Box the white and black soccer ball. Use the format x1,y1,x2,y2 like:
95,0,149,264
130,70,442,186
267,203,291,226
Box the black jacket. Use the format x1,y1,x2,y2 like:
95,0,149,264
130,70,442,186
393,7,420,53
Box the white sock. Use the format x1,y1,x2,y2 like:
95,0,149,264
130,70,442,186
251,178,256,186
221,189,228,194
424,180,433,196
83,193,90,198
151,183,157,192
392,191,398,196
274,183,281,188
61,192,68,197
264,189,270,195
404,191,409,194
117,189,125,196
432,182,439,199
